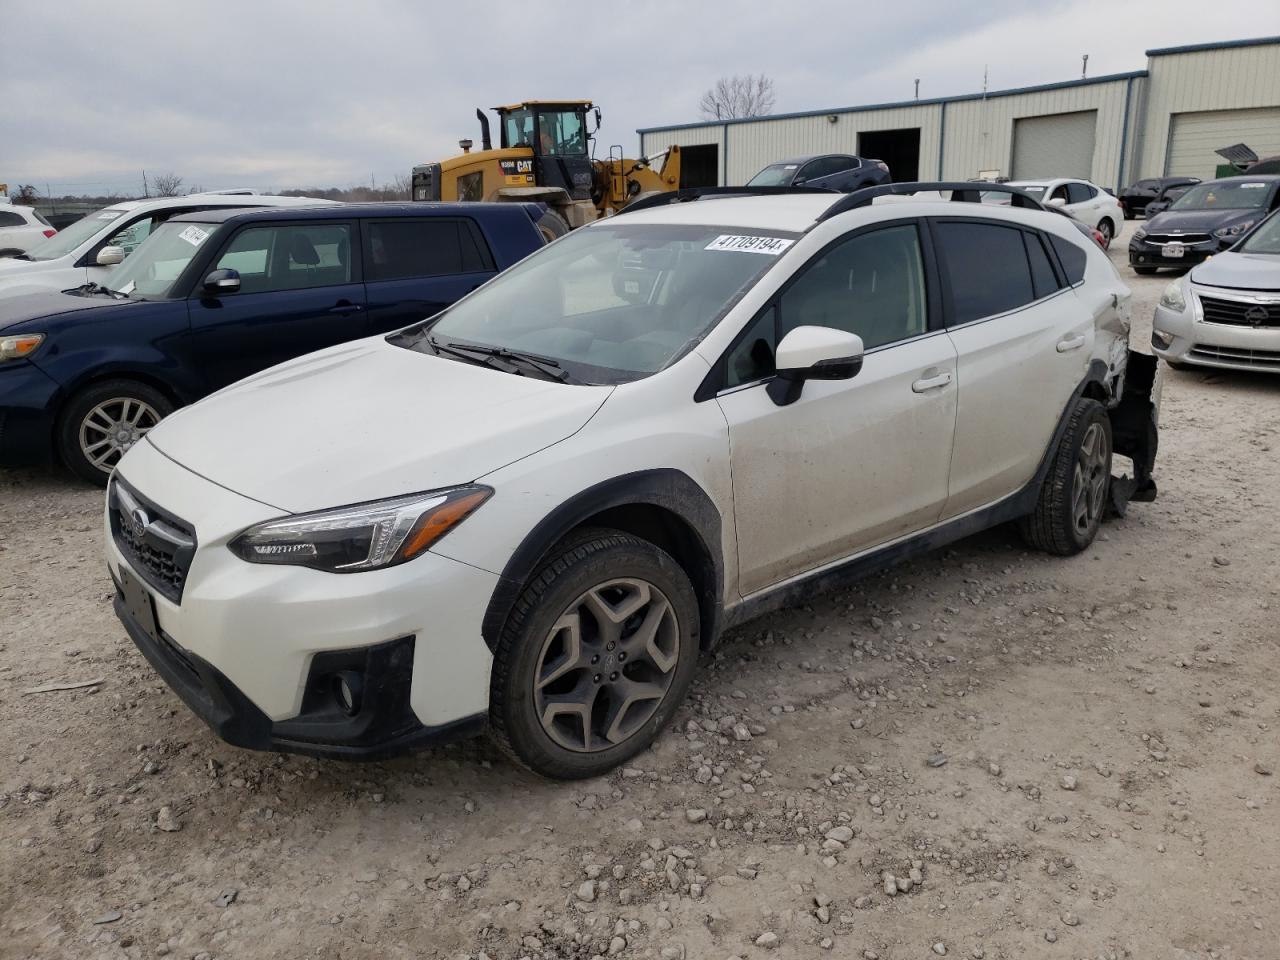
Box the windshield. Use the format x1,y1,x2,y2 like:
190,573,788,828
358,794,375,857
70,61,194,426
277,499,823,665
746,164,798,187
536,110,587,156
107,221,217,297
503,109,534,148
1171,181,1274,211
1238,212,1280,255
404,222,798,384
21,207,126,260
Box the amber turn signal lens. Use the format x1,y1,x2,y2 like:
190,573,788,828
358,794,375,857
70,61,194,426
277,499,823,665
0,333,45,361
398,488,492,561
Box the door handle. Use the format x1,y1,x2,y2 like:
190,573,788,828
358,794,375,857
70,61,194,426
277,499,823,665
911,371,953,393
1056,334,1086,352
329,301,364,315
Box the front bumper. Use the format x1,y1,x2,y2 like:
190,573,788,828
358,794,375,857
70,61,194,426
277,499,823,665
1152,289,1280,373
106,438,499,759
1128,236,1225,269
0,360,62,466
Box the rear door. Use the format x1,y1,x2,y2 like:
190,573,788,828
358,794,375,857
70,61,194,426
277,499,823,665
189,220,367,390
361,217,498,332
934,218,1091,517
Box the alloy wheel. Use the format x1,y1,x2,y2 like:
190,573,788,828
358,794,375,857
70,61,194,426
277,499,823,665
532,578,680,753
79,397,161,474
1071,421,1109,535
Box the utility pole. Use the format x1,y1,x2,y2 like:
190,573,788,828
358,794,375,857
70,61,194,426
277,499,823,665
141,170,149,198
914,78,920,100
1081,54,1089,79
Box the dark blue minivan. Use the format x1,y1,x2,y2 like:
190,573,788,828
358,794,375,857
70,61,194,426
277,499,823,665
0,202,552,483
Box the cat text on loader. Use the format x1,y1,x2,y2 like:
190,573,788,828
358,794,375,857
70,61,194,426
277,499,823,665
410,101,681,240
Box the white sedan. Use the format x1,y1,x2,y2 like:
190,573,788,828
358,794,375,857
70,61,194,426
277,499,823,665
1006,179,1125,248
0,203,57,256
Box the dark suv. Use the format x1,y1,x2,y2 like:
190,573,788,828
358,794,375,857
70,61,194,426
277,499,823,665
0,202,549,483
1119,176,1199,219
747,154,891,192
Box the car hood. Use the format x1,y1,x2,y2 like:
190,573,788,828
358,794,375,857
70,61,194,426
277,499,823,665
0,289,128,332
144,338,614,513
1145,208,1261,233
1191,252,1280,291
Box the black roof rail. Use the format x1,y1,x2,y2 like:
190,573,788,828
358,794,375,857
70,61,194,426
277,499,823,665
815,181,1047,222
619,184,838,215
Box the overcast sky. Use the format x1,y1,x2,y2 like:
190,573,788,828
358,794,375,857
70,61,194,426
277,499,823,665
3,0,1277,197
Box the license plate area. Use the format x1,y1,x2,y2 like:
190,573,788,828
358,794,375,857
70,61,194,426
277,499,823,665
1161,243,1185,258
120,565,161,644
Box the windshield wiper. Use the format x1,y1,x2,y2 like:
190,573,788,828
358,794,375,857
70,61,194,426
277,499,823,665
424,335,517,373
443,341,573,383
11,253,32,261
76,282,129,300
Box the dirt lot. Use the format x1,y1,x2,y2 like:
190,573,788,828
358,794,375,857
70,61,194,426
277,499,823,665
3,221,1278,960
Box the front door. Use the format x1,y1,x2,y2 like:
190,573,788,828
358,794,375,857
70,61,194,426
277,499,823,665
189,221,367,390
716,222,959,597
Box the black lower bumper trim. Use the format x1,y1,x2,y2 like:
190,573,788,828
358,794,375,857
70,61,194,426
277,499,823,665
113,585,486,761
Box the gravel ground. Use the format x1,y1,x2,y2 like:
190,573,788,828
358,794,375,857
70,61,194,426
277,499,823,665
3,221,1278,960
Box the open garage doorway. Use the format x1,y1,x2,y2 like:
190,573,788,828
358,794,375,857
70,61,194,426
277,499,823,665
858,128,920,182
679,144,719,188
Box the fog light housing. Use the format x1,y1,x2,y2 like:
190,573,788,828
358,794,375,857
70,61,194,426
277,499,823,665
332,671,363,716
1151,330,1173,349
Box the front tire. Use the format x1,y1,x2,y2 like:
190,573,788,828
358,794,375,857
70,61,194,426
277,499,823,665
489,528,700,779
1097,218,1114,249
57,379,174,485
1019,398,1112,556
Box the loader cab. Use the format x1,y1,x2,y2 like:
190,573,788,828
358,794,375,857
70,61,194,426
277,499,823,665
496,101,596,202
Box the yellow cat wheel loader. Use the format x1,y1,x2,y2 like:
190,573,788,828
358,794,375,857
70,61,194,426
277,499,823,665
410,101,681,239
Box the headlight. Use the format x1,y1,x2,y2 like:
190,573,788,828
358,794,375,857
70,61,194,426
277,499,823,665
1214,219,1256,239
1134,228,1147,240
229,485,492,572
1159,281,1186,312
0,333,44,362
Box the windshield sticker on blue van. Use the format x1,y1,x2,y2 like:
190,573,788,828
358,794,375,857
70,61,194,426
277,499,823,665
705,235,794,255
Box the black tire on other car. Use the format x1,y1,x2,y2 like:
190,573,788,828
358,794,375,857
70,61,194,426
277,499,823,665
57,379,174,486
534,209,571,244
1133,265,1158,275
1097,219,1114,249
1019,398,1112,557
489,528,700,779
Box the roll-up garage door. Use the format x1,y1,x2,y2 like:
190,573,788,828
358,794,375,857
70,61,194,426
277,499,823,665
1011,110,1098,180
1167,108,1280,180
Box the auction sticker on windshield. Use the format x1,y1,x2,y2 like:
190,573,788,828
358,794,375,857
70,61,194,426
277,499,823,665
178,225,210,246
705,235,794,255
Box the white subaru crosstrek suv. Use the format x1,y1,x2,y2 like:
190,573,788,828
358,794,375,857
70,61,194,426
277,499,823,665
105,183,1162,779
0,191,336,297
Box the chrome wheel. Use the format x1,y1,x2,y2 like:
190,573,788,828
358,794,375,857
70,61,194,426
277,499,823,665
1071,421,1109,535
532,578,680,753
79,397,160,474
1098,220,1113,247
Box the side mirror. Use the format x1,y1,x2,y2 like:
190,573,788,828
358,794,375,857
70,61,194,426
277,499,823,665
793,177,807,187
95,245,125,266
1048,196,1067,208
766,326,864,406
202,268,240,295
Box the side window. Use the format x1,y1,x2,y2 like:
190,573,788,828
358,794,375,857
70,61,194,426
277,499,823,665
366,220,494,282
107,216,156,256
1067,182,1096,204
724,306,778,388
1049,234,1088,285
1048,184,1070,204
1024,231,1061,300
935,221,1035,324
214,224,353,294
779,224,928,350
0,211,24,227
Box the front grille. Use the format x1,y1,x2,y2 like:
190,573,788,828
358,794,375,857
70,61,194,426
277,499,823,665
109,480,197,604
1199,295,1280,328
1189,344,1280,369
1144,232,1212,245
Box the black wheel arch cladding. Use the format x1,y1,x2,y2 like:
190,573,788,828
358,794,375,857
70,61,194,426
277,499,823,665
481,469,723,654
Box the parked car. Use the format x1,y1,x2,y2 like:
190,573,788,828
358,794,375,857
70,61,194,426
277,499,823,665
1142,181,1197,219
103,186,1161,778
746,154,891,192
1004,179,1124,247
0,203,57,256
1151,207,1280,372
0,201,550,483
1129,176,1280,274
1119,177,1199,219
0,192,336,298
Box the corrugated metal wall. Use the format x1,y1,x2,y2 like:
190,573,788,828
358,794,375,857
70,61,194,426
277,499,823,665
1138,43,1280,177
1166,107,1280,179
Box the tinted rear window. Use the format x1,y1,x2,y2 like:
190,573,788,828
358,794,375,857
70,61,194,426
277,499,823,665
935,221,1035,324
366,219,494,282
1049,234,1088,284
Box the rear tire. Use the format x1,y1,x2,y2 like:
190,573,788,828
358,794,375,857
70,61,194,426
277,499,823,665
489,528,700,779
57,379,174,486
1097,218,1114,249
534,209,570,244
1019,398,1112,556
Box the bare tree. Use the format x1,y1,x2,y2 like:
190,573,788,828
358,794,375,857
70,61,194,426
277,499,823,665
151,172,184,197
698,74,776,121
13,184,39,205
390,173,412,200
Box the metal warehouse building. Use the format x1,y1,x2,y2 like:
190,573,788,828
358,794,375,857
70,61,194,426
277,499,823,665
638,36,1280,191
